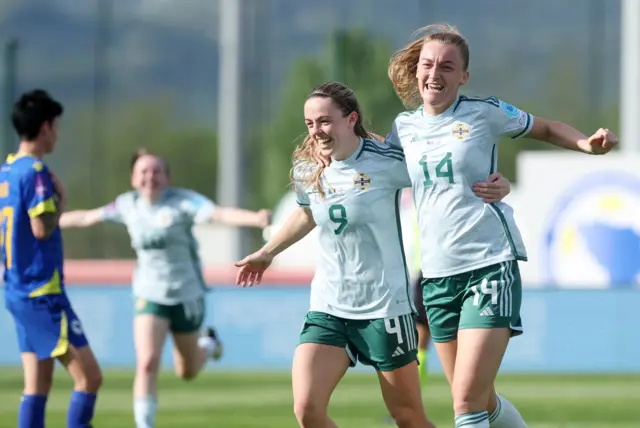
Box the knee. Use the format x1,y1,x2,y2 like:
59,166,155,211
293,398,327,428
452,385,488,415
73,366,103,393
388,403,430,428
174,364,198,381
137,353,161,378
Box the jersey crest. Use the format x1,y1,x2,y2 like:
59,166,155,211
451,122,471,140
353,172,372,191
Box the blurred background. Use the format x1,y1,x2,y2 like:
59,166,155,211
0,0,639,427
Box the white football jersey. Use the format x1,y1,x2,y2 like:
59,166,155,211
100,188,215,304
294,138,415,319
388,95,532,278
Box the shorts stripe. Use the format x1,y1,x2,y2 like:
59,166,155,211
498,262,514,318
400,314,416,351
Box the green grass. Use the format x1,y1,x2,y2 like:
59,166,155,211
0,369,638,427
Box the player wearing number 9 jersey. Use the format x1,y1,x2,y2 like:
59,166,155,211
385,24,617,428
1,89,102,428
234,82,441,428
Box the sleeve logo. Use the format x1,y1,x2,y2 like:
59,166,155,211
499,100,520,119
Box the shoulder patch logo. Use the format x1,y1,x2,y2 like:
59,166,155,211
452,122,471,140
32,161,43,172
499,100,520,119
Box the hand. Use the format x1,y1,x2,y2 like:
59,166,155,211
255,209,272,229
235,249,274,287
49,170,67,211
472,173,511,203
583,128,618,154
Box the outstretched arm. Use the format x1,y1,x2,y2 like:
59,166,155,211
527,118,617,154
59,209,104,229
211,207,271,228
235,207,315,286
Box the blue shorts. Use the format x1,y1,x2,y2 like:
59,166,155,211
6,294,89,360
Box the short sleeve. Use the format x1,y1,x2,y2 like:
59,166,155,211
489,99,534,139
385,121,403,149
292,163,311,207
388,160,412,189
177,189,217,224
99,193,129,224
23,162,57,219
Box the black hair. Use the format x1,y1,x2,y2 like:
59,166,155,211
11,89,64,141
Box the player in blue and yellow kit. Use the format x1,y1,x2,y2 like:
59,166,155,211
1,90,102,428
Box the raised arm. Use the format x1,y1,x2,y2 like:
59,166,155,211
59,209,104,229
235,207,315,287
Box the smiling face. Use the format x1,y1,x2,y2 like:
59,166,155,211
416,40,469,115
304,95,358,159
131,154,169,199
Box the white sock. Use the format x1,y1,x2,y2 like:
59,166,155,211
455,411,490,427
489,394,528,427
197,335,217,356
134,396,157,428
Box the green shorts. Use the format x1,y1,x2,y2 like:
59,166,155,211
299,311,418,372
135,296,205,333
422,261,523,343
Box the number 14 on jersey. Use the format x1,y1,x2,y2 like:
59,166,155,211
419,152,455,186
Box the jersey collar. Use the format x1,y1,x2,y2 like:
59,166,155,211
421,96,460,124
330,137,364,168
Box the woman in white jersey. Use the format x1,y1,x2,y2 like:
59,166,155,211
235,82,512,428
60,149,271,428
383,24,618,428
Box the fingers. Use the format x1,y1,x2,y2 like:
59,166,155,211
589,128,619,152
487,172,503,182
236,266,264,288
473,181,506,203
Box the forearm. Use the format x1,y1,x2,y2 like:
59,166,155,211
59,209,103,229
211,207,262,227
532,119,590,153
261,208,315,258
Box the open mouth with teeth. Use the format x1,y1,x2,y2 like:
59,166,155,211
426,83,444,92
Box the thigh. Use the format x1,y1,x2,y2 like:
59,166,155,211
377,362,431,425
58,344,102,392
134,310,170,368
169,297,206,334
350,314,418,372
299,311,354,365
21,352,55,396
422,276,462,343
452,328,511,409
171,330,200,370
292,343,350,412
459,261,523,337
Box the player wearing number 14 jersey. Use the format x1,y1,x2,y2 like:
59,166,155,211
386,24,617,428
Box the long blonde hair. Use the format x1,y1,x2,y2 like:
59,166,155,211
290,82,383,198
388,24,470,108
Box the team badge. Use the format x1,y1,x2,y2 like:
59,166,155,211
452,122,471,140
353,172,372,190
155,207,174,227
